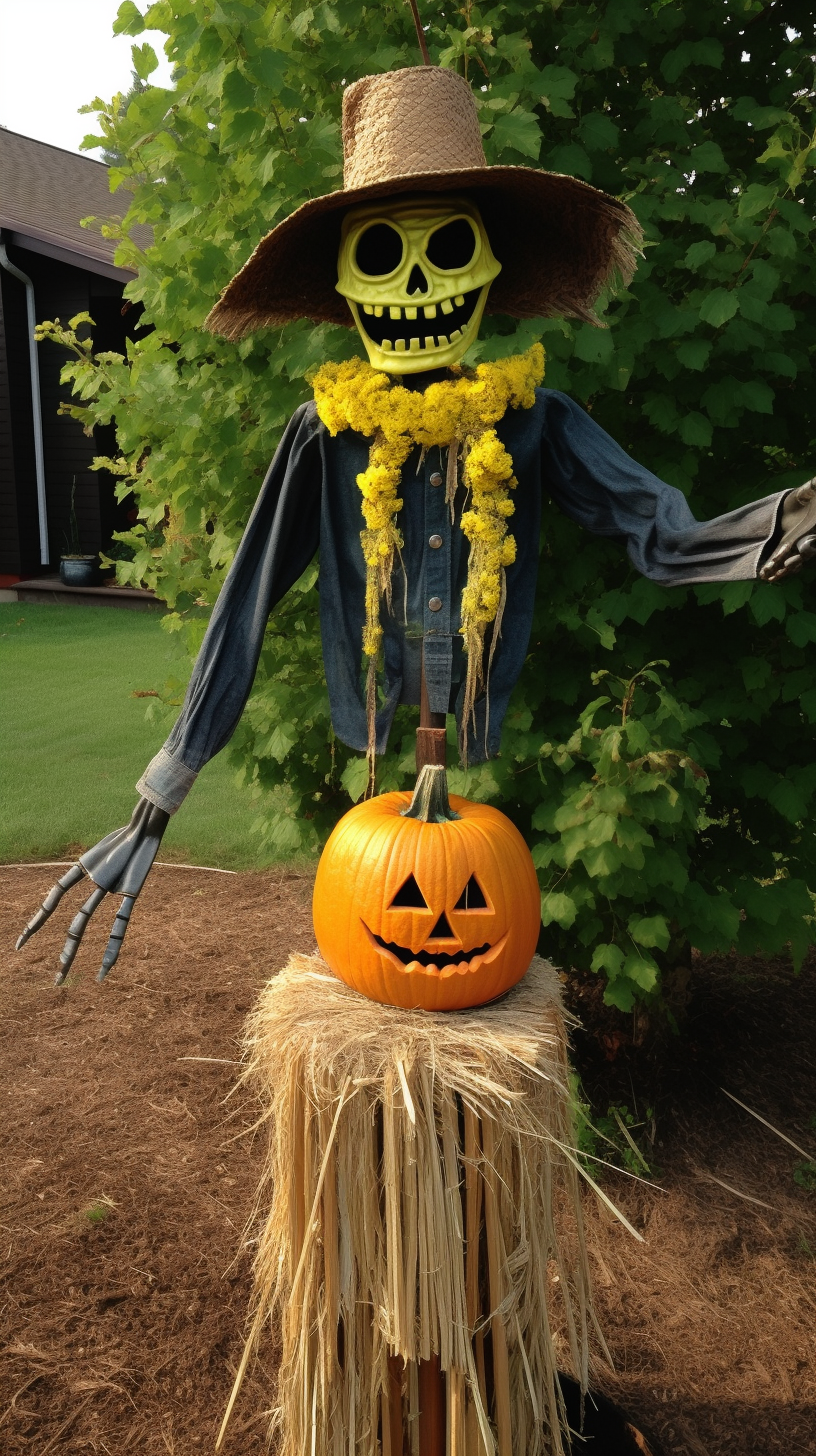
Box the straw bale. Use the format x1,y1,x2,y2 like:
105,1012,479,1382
229,953,596,1456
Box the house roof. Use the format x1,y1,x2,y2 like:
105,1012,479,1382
0,127,150,281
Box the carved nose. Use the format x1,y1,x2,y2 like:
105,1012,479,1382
429,911,455,939
406,264,429,295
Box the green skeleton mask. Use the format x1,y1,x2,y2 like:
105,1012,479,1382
336,194,501,374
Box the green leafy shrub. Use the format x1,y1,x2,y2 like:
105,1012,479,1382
570,1077,657,1177
47,0,815,1009
593,1103,657,1178
793,1160,816,1192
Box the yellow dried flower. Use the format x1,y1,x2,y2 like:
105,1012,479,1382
312,344,545,763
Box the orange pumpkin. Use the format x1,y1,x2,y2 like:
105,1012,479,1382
313,765,541,1010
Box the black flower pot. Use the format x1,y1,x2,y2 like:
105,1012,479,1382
59,555,98,587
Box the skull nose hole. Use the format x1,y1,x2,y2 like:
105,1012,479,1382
429,911,456,939
406,264,429,296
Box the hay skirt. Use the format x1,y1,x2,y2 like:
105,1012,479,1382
223,954,597,1456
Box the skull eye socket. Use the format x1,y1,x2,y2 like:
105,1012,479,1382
390,873,428,908
454,875,488,910
354,222,405,277
425,218,478,272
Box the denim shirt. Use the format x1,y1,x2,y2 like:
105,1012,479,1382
137,387,784,814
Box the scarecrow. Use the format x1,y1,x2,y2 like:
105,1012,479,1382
17,63,816,978
16,54,816,1456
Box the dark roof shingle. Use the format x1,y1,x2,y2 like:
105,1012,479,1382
0,127,148,276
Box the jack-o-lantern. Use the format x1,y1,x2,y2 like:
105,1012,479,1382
313,765,541,1010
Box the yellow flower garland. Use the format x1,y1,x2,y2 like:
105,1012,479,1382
312,343,545,769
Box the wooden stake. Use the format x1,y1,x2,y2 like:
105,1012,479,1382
416,642,447,772
482,1116,512,1456
383,1355,405,1456
418,1354,445,1456
408,1362,420,1456
404,0,431,64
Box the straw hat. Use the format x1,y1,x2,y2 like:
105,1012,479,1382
205,65,641,341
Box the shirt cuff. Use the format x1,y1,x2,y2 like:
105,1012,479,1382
136,747,198,815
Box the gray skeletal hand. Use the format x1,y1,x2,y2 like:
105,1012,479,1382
16,798,169,985
759,480,816,582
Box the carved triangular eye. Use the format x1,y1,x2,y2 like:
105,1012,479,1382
454,875,487,910
390,874,428,908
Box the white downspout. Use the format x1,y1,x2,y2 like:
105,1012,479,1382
0,234,49,565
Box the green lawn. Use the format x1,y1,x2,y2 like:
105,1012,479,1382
0,602,281,870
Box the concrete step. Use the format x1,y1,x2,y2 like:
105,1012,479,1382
5,574,163,612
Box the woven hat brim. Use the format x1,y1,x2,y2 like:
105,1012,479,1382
205,166,642,340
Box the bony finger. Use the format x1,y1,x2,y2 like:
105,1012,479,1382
97,896,136,983
760,555,783,581
55,886,107,986
798,534,816,561
16,864,85,950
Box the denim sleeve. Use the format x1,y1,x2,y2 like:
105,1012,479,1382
540,390,784,585
136,403,322,813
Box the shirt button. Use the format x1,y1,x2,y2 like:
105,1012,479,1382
428,534,443,549
428,596,442,612
429,471,443,487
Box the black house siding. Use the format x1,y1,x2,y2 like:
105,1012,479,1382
0,262,39,576
0,273,22,575
0,242,136,578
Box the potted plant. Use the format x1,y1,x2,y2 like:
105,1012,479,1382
59,478,97,587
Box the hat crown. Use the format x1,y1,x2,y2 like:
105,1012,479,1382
342,66,487,192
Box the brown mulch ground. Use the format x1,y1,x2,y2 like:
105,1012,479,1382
2,864,816,1455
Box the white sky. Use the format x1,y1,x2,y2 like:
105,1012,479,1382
0,0,174,157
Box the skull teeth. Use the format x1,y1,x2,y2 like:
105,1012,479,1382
388,335,466,353
357,289,480,357
365,300,460,321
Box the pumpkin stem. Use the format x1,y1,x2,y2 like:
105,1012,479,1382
401,764,461,823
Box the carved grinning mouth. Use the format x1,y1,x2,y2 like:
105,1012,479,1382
357,287,481,357
363,922,508,974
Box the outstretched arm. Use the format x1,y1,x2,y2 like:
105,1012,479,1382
757,480,816,581
18,403,323,981
539,390,811,587
137,402,323,810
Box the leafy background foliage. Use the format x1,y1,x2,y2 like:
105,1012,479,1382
54,0,815,1010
